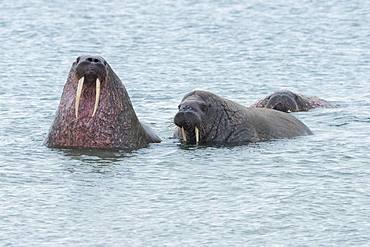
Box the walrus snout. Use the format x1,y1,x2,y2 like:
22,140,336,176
174,111,202,144
75,56,107,84
174,111,201,130
266,94,299,112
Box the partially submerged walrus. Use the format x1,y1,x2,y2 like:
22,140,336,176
45,55,161,150
253,90,331,112
174,90,312,145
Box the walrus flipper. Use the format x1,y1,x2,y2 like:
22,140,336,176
142,123,161,143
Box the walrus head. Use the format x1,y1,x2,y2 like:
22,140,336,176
174,94,206,144
174,90,242,145
45,55,151,150
265,90,306,112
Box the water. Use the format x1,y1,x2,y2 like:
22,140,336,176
1,0,370,246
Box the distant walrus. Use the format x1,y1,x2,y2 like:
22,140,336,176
45,55,161,150
174,90,312,145
253,90,331,112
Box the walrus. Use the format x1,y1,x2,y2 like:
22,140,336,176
45,55,161,150
253,90,331,112
174,90,312,145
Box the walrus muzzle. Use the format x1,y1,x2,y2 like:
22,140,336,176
74,58,107,118
174,111,201,144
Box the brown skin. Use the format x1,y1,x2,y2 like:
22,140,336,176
174,90,312,146
45,55,161,150
253,90,331,112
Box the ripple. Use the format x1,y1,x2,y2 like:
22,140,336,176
1,0,370,246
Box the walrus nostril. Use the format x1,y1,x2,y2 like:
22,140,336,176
84,57,103,65
85,57,99,63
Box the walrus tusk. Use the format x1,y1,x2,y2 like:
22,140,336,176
181,127,187,142
92,78,100,117
75,76,84,118
195,126,200,144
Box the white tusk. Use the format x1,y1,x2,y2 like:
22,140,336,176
181,127,187,142
195,127,200,144
75,77,84,118
92,78,101,117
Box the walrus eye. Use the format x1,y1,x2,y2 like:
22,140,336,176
294,95,301,102
200,103,208,112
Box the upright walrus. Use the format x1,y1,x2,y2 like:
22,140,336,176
174,90,312,145
253,90,331,112
45,55,161,150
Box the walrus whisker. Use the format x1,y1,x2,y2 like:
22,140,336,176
75,76,84,118
195,126,200,144
181,127,187,142
92,78,100,117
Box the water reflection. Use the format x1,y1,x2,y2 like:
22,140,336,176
59,147,130,161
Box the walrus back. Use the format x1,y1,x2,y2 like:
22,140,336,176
245,108,313,140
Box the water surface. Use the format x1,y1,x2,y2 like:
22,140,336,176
1,0,370,246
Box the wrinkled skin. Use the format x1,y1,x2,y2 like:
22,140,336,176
174,90,312,145
253,90,331,112
45,55,161,150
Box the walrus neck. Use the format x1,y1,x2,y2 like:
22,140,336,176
202,98,241,143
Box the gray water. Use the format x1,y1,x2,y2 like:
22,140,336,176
1,0,370,246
